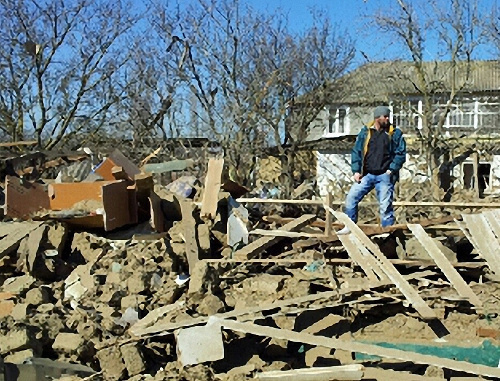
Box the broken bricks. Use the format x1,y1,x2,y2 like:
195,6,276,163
3,148,500,380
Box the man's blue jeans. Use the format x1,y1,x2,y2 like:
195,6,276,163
344,173,395,227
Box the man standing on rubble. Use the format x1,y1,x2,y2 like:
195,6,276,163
337,106,406,234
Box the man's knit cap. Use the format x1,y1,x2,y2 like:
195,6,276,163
374,106,391,118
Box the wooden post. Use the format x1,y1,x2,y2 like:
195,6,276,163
472,152,480,199
324,192,332,237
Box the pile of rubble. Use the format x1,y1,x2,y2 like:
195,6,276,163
1,147,500,380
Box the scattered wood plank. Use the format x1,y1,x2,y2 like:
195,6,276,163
408,224,482,308
461,213,500,276
0,140,38,147
131,269,434,339
364,367,452,381
178,199,200,273
129,302,185,336
338,235,380,282
238,197,500,208
331,210,437,321
200,157,224,219
254,364,364,380
324,192,332,237
142,159,194,174
218,319,500,379
249,229,324,238
203,258,486,268
264,214,458,237
130,279,394,338
482,210,500,239
234,214,317,260
0,221,44,259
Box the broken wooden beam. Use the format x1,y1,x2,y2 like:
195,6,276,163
254,364,364,380
338,234,381,282
408,224,482,308
218,319,500,379
332,210,438,321
234,214,317,260
200,157,223,219
461,213,500,276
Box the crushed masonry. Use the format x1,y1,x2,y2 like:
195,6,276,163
1,147,500,380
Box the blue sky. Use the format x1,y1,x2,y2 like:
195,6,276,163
243,0,499,64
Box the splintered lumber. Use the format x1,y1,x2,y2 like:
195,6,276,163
234,214,316,260
338,235,380,282
249,229,324,238
129,302,185,336
254,364,364,380
351,236,390,282
483,210,500,239
238,198,500,208
408,224,482,308
131,279,393,338
264,215,458,236
132,270,432,339
0,222,44,258
178,199,199,273
218,319,500,379
331,210,437,320
461,213,500,276
205,258,485,269
142,159,194,174
200,157,223,219
364,368,456,381
0,140,37,147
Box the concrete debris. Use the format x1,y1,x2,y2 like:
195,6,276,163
2,149,500,380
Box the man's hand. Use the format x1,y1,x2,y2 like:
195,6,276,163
353,172,362,183
385,169,392,175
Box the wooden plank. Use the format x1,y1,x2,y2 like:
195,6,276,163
0,222,43,258
363,367,460,381
200,157,223,219
131,279,393,337
249,229,324,238
483,210,500,239
218,319,500,379
351,234,390,282
131,269,434,338
338,235,379,282
129,302,185,336
234,214,316,260
142,159,194,174
324,192,332,237
331,210,437,320
204,258,485,268
455,219,478,249
462,213,500,276
238,198,500,208
0,140,38,147
408,224,482,308
264,214,458,237
254,364,363,380
179,199,200,273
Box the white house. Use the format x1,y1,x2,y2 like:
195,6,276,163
301,60,500,198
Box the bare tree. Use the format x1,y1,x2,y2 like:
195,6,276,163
147,0,354,190
0,0,141,148
483,1,500,56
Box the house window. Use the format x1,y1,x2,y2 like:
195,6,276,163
392,99,420,131
446,103,475,128
463,162,491,192
338,109,346,134
328,107,348,135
